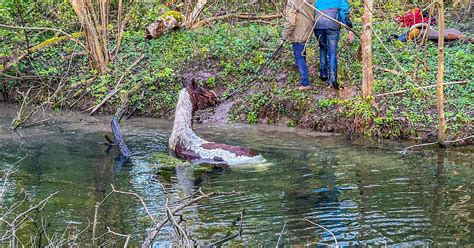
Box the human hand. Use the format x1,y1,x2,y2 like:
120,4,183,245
348,31,355,43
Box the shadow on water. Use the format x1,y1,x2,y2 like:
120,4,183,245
0,103,473,246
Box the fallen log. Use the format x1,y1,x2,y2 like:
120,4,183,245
145,11,183,39
145,10,282,40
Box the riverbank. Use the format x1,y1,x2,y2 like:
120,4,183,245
1,15,473,143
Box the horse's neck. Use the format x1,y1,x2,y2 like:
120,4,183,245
173,89,193,131
170,89,205,150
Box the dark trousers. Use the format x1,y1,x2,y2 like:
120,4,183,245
314,29,340,78
292,43,310,86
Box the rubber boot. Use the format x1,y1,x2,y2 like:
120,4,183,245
327,72,339,90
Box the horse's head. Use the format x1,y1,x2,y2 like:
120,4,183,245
186,79,219,111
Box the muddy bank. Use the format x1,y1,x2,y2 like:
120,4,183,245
2,102,469,154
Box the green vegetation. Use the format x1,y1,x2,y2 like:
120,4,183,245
0,0,472,141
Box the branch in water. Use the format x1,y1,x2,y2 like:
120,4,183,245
143,189,242,246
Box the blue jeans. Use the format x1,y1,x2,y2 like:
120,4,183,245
292,43,310,86
314,29,340,77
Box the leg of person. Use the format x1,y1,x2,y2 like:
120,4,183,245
315,29,328,82
397,30,409,42
326,29,340,90
292,43,310,87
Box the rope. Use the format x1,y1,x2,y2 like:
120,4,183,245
223,42,284,100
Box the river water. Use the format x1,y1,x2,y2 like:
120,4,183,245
0,104,472,246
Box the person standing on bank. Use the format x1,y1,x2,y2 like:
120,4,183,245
281,0,315,91
314,0,354,90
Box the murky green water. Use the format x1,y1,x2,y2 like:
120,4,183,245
0,104,473,246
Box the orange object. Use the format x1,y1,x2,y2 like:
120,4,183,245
408,28,421,40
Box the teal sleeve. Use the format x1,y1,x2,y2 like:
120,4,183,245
340,0,350,12
339,0,351,25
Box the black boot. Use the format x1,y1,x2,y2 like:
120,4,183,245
327,72,339,90
319,68,328,82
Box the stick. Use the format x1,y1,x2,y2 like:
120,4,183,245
275,222,287,247
88,54,145,115
165,198,191,246
303,218,338,247
93,185,157,246
111,185,156,225
238,210,244,237
0,24,85,50
143,191,240,247
224,42,284,100
376,81,468,97
126,89,145,120
0,73,46,80
191,13,282,29
106,227,131,248
209,211,244,246
0,155,28,202
401,135,474,153
10,192,59,243
374,65,402,76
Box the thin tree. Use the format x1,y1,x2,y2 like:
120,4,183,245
361,0,374,98
436,0,446,146
69,0,112,74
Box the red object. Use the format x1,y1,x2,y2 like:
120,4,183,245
395,8,431,28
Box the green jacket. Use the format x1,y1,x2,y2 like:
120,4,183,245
281,0,315,43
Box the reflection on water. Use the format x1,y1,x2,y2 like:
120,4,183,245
0,104,473,246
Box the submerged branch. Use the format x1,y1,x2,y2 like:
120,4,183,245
303,218,339,247
143,190,241,247
401,135,474,153
276,222,287,247
209,210,245,246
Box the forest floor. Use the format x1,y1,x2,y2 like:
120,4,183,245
1,9,473,143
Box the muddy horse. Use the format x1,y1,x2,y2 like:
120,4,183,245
169,80,264,165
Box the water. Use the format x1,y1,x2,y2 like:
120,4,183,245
0,104,472,246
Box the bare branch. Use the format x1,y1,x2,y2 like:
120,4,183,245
303,218,338,247
143,190,241,247
88,54,145,115
275,222,286,247
401,135,474,153
0,24,85,50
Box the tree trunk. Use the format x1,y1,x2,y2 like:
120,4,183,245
361,0,374,98
185,0,208,27
436,0,446,146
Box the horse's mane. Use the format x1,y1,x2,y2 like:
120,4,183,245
169,88,207,152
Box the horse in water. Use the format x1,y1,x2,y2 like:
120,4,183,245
169,80,264,165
